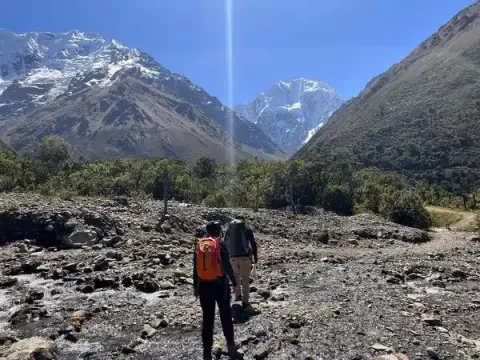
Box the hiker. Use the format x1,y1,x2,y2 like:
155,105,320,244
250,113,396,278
193,221,237,360
224,216,258,310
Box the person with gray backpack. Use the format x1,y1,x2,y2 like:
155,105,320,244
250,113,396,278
224,216,258,311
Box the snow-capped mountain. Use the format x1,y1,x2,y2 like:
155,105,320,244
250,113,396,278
236,78,344,154
0,29,282,161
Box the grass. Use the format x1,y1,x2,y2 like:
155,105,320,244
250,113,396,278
426,206,477,232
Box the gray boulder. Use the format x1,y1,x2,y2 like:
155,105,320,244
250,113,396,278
62,229,98,249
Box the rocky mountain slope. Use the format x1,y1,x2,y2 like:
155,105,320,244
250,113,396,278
298,1,480,186
0,30,283,161
0,193,479,359
236,78,344,154
0,139,10,151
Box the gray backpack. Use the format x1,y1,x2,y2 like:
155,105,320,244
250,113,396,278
226,219,251,257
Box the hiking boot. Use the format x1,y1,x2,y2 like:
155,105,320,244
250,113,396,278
234,294,242,302
242,302,254,313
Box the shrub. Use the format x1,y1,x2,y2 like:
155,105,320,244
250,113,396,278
322,186,354,215
204,193,228,208
380,190,432,229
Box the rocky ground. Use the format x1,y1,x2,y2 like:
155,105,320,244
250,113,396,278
0,193,479,360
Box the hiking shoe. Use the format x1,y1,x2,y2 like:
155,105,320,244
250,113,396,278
234,294,242,302
242,303,254,313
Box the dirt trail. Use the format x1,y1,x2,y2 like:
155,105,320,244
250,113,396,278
427,206,477,231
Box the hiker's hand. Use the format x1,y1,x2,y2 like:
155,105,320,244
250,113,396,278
252,256,258,264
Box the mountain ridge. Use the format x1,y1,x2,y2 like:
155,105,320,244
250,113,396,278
0,29,284,161
297,0,480,192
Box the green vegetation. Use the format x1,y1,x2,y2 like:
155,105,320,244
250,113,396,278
297,4,480,210
427,206,477,232
1,136,474,229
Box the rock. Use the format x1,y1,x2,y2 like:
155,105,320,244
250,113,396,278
422,316,442,326
8,305,31,325
457,334,480,347
122,276,133,287
387,276,402,284
373,356,399,360
101,235,123,248
66,310,87,326
141,324,157,339
135,279,160,293
149,318,162,329
435,326,448,333
36,264,50,273
51,289,62,296
25,289,44,304
467,234,480,242
141,224,153,232
63,263,78,273
81,285,94,294
93,257,110,271
348,238,359,245
121,346,137,355
451,268,467,278
21,261,40,274
2,336,57,360
106,251,123,260
17,244,29,253
314,230,329,244
159,281,175,290
63,230,98,249
64,332,81,343
157,291,170,299
371,343,389,351
253,346,273,360
93,275,119,289
113,196,129,206
258,289,271,300
426,347,440,360
0,277,18,289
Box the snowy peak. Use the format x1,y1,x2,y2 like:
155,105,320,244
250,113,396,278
236,78,344,154
0,29,165,107
0,29,281,160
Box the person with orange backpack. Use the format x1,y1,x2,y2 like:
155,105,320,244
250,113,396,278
193,221,237,360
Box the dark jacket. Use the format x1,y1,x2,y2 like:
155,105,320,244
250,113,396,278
193,238,236,290
224,221,258,259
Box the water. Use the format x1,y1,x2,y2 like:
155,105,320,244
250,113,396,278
225,0,235,165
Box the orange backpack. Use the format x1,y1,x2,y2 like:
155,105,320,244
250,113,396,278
196,237,223,281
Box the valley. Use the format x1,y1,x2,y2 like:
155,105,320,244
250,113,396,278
0,194,479,359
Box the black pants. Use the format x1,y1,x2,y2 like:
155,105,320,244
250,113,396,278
198,280,235,354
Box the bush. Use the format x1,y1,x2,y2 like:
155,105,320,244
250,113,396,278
204,193,228,208
322,186,354,215
380,190,432,229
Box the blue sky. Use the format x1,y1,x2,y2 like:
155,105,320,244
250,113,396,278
1,0,474,104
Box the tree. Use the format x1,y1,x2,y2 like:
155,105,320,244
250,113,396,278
379,190,432,229
38,136,75,171
153,160,183,217
322,186,354,215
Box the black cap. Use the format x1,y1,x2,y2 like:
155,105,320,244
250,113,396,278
206,221,221,237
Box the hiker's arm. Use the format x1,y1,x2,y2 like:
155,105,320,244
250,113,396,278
192,245,198,292
220,242,237,287
246,228,258,262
